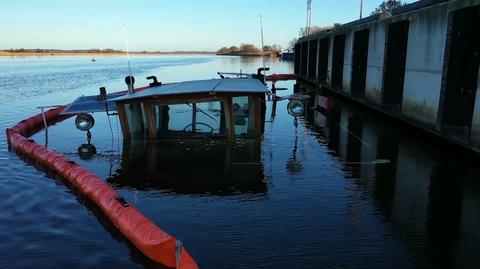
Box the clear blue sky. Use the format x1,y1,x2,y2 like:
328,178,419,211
0,0,416,51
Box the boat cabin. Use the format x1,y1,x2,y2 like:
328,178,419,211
112,78,267,140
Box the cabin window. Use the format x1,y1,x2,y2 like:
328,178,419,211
153,101,226,138
232,96,256,137
119,95,263,140
124,103,147,138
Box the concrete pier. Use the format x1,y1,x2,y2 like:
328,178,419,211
295,0,480,153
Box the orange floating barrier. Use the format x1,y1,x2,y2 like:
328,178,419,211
6,106,199,269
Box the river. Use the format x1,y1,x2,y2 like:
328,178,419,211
0,55,479,268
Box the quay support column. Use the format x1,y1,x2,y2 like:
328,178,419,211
342,31,354,95
471,70,480,146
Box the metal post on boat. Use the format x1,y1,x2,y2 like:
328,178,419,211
271,98,277,121
123,24,135,94
260,15,266,84
125,76,135,94
40,107,48,146
192,103,197,133
175,240,183,268
36,105,62,147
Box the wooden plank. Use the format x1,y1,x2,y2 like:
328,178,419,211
223,97,235,139
116,103,130,140
252,95,261,137
144,104,157,139
259,94,266,135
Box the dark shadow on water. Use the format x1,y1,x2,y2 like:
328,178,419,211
108,139,267,196
374,133,399,219
427,159,464,269
299,82,480,268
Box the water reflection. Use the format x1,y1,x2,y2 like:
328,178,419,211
345,114,363,178
108,139,267,195
77,143,97,160
427,160,464,268
285,120,304,174
300,82,480,268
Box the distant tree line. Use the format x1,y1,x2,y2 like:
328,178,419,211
217,43,282,55
371,0,405,15
4,48,124,53
0,49,217,56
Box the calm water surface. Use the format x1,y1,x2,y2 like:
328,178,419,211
0,55,479,269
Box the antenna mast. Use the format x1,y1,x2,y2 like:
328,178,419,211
123,24,134,93
306,0,312,35
360,0,364,19
260,15,266,83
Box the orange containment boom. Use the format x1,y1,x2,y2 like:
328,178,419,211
5,106,199,269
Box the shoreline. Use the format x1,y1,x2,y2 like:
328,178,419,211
0,51,216,57
216,52,280,57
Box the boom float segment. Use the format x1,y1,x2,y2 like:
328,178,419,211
5,106,199,269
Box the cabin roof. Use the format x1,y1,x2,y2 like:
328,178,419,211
112,78,267,102
61,92,125,115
